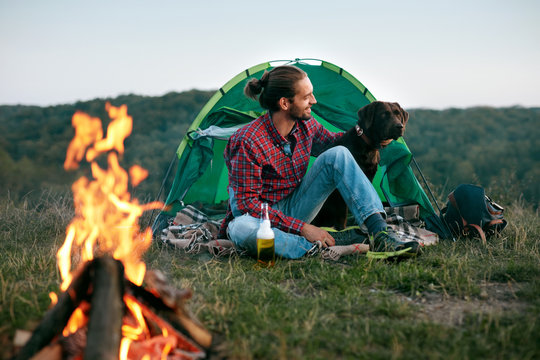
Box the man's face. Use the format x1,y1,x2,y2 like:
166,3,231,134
288,76,317,121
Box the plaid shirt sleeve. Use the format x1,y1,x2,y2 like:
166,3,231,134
308,120,344,157
226,133,306,235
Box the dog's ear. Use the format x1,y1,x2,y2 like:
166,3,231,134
394,102,409,126
357,101,378,129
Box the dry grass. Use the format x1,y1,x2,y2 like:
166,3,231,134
0,191,539,359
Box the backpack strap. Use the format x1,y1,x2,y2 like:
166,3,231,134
466,223,487,245
488,219,505,226
448,192,487,245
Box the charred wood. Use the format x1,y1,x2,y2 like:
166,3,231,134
126,271,212,349
84,256,124,360
15,260,93,360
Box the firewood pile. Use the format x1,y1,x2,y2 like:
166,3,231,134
15,256,212,360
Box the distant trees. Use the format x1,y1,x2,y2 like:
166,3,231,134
0,90,213,203
0,93,538,208
406,106,540,206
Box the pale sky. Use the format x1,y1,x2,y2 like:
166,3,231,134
1,0,539,109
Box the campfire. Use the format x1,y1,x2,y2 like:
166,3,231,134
15,104,212,359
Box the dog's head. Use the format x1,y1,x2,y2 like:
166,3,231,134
357,101,408,148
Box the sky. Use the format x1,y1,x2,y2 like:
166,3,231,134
1,0,539,109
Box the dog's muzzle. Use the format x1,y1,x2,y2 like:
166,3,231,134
390,122,405,140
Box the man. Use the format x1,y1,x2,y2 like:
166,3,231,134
218,65,419,259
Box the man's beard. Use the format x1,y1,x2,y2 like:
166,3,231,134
290,103,311,121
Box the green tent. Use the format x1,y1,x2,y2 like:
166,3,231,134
154,59,445,236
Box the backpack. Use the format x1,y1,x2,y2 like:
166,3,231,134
440,184,507,243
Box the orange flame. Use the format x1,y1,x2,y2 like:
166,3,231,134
59,103,162,288
63,307,88,337
57,103,163,346
64,112,103,170
119,338,132,360
119,296,200,360
123,296,150,341
130,165,149,187
48,292,58,307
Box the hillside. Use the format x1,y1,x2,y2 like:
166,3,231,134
0,92,538,208
0,90,213,201
406,106,539,207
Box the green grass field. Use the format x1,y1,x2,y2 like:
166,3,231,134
1,192,539,359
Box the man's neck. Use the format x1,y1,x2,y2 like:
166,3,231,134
270,111,296,138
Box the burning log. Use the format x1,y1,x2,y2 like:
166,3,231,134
132,271,212,349
15,257,211,360
14,258,94,360
85,256,124,359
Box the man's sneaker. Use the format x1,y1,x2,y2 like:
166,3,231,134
322,226,368,246
367,228,420,259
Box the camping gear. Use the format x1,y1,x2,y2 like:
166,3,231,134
152,58,447,238
440,184,507,243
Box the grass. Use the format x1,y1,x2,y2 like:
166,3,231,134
0,192,539,359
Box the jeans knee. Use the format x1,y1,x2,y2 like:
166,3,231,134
321,145,355,167
227,215,258,254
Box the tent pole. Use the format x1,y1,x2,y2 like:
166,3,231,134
147,153,177,230
411,155,455,241
411,156,441,213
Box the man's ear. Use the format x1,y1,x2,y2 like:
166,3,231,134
278,97,290,111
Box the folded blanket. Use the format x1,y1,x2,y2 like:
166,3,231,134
384,204,422,227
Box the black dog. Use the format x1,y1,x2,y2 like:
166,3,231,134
312,101,409,229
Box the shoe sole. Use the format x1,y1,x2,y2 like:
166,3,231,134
366,247,417,260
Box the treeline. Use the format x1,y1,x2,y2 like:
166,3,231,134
405,107,539,207
1,91,538,208
0,90,213,202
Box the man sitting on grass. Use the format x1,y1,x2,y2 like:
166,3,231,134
218,65,420,260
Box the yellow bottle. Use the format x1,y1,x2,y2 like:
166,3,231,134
256,203,275,267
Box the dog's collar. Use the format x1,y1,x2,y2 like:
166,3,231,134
355,124,375,148
355,124,364,137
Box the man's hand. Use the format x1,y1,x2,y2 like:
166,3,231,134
300,223,335,247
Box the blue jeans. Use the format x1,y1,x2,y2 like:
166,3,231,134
226,146,385,259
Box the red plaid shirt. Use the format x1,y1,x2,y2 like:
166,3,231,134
218,113,343,237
